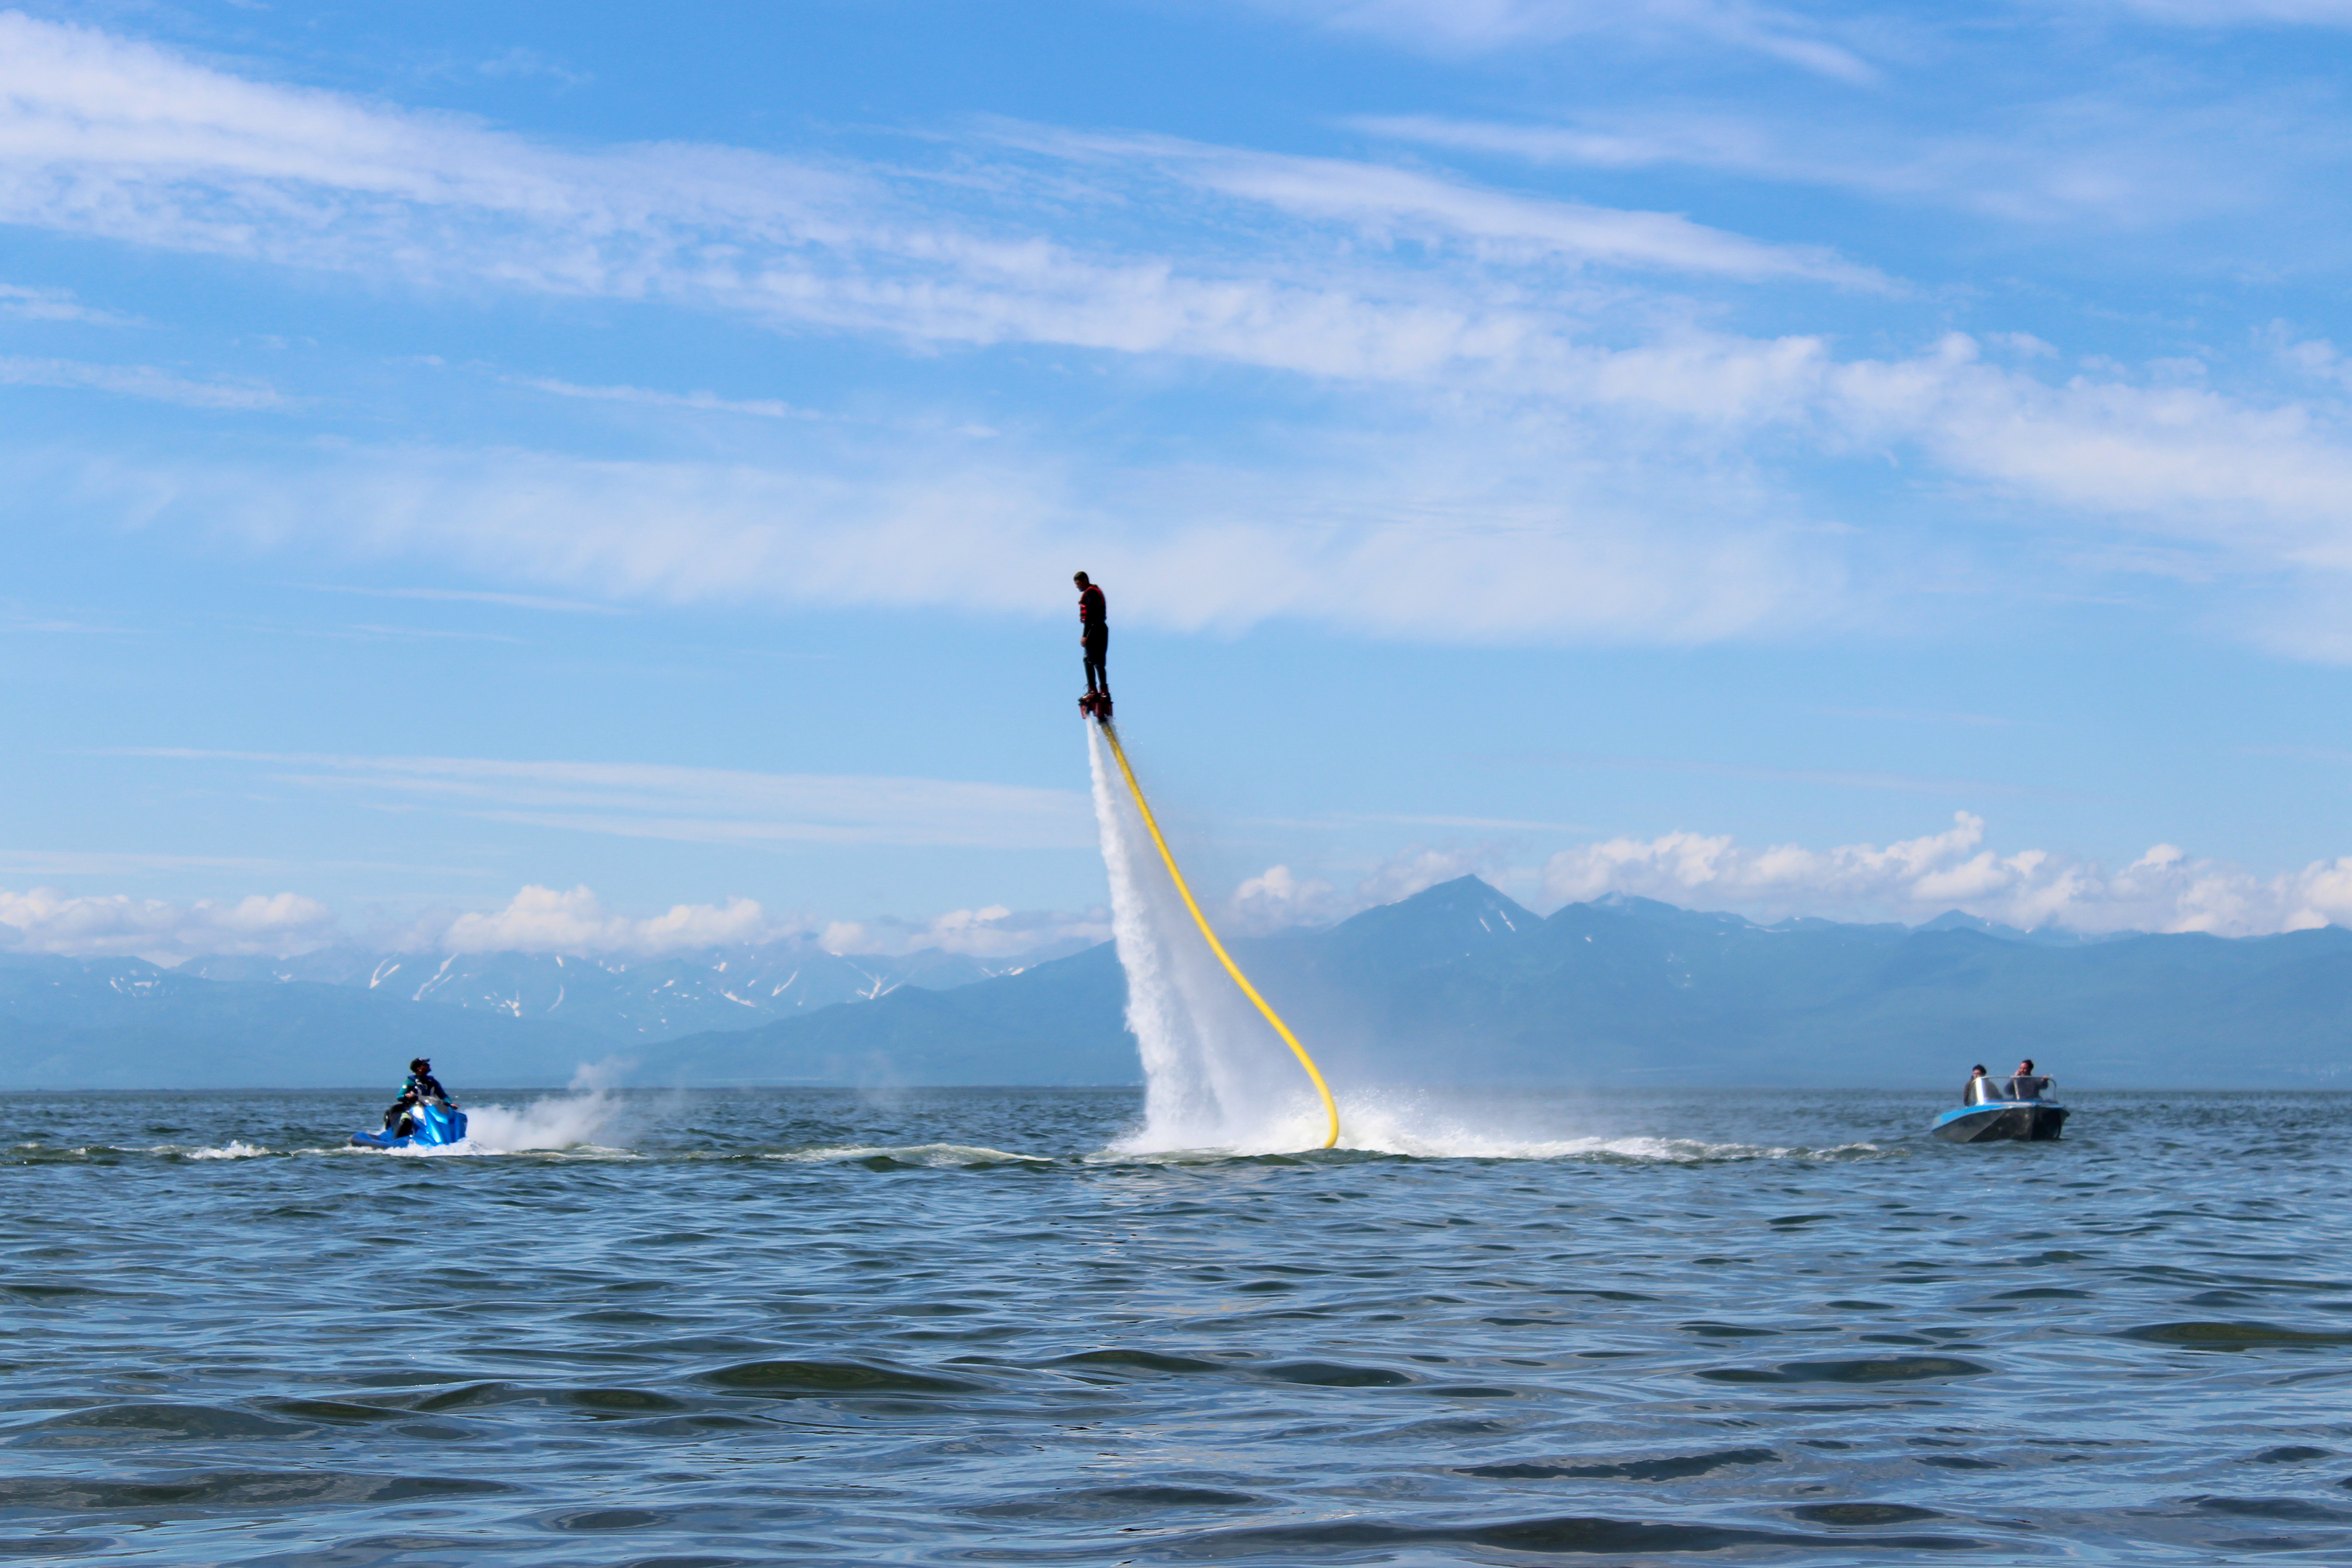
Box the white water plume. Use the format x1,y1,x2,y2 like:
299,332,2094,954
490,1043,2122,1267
1087,725,1331,1154
1085,730,1884,1161
447,1061,631,1154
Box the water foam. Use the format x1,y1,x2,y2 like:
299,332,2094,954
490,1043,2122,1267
768,1144,1051,1167
1089,726,1326,1155
1087,729,1885,1162
430,1062,632,1155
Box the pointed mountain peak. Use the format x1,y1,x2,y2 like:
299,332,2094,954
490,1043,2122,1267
1327,875,1537,948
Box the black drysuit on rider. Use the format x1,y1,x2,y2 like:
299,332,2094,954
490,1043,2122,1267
383,1069,453,1132
1079,581,1109,697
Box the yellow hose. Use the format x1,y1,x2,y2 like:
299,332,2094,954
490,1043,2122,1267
1098,720,1340,1150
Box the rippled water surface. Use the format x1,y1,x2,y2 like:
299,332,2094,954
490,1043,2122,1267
7,1087,2352,1566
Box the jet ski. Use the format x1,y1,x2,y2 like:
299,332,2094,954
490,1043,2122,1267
349,1098,468,1150
1931,1074,2066,1143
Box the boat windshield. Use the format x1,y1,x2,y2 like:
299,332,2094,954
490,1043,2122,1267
1965,1074,2059,1105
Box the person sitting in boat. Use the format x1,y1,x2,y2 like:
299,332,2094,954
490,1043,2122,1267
2007,1059,2050,1100
1962,1064,1989,1105
382,1057,454,1132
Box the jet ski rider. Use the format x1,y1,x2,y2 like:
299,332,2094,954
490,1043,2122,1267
383,1057,455,1133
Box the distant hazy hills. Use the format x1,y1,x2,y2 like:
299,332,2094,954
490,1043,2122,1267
8,878,2352,1088
0,938,1070,1089
179,941,1068,1040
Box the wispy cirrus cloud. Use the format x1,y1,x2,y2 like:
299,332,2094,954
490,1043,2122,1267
53,317,2352,648
120,749,1096,851
1353,98,2317,229
60,434,1845,644
1517,749,2087,801
13,12,2352,659
0,12,1865,390
513,377,823,422
985,125,1884,286
0,355,282,409
2099,0,2352,25
294,584,631,615
0,281,138,324
1248,0,1878,80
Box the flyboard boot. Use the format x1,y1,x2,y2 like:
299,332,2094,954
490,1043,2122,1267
1079,690,1113,721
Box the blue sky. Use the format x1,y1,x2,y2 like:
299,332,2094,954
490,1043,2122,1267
8,0,2352,960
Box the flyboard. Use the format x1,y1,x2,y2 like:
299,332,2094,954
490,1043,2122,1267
1081,691,1342,1150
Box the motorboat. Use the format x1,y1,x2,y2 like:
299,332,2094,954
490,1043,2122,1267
1931,1074,2066,1143
349,1098,468,1150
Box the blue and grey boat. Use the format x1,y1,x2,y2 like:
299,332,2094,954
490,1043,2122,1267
1931,1073,2066,1143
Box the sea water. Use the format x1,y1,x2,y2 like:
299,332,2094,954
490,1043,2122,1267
5,1085,2352,1565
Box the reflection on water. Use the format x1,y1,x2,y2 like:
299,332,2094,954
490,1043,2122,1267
4,1087,2351,1565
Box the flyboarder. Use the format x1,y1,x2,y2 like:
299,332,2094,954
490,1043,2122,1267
1076,571,1111,720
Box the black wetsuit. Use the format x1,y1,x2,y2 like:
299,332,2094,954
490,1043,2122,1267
384,1070,452,1131
1079,583,1108,696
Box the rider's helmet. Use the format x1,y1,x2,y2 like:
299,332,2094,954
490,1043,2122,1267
410,1057,431,1074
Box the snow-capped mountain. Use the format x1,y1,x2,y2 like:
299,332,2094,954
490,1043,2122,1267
181,940,1089,1042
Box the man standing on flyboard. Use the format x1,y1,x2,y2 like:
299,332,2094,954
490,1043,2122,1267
1075,571,1111,719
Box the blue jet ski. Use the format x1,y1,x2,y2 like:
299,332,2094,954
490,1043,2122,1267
1931,1073,2066,1143
349,1098,468,1150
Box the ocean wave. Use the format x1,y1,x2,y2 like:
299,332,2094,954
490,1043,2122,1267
765,1143,1053,1168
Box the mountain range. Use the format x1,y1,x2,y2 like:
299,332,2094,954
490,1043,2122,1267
7,878,2351,1088
179,941,1068,1039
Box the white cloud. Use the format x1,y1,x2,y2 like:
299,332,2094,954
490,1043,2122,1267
0,886,336,962
441,884,780,955
1354,102,2299,230
1825,335,2352,542
1228,864,1346,934
2272,328,2352,392
75,321,2352,649
58,430,1839,643
1354,845,1501,906
15,13,2352,657
1228,845,1506,933
0,874,1104,963
1214,814,2352,939
1253,0,1877,79
994,126,1882,286
2101,0,2352,25
295,584,631,614
125,748,1097,850
1538,811,2352,936
0,355,281,409
0,13,1863,396
817,903,1110,959
0,281,136,323
514,378,822,422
